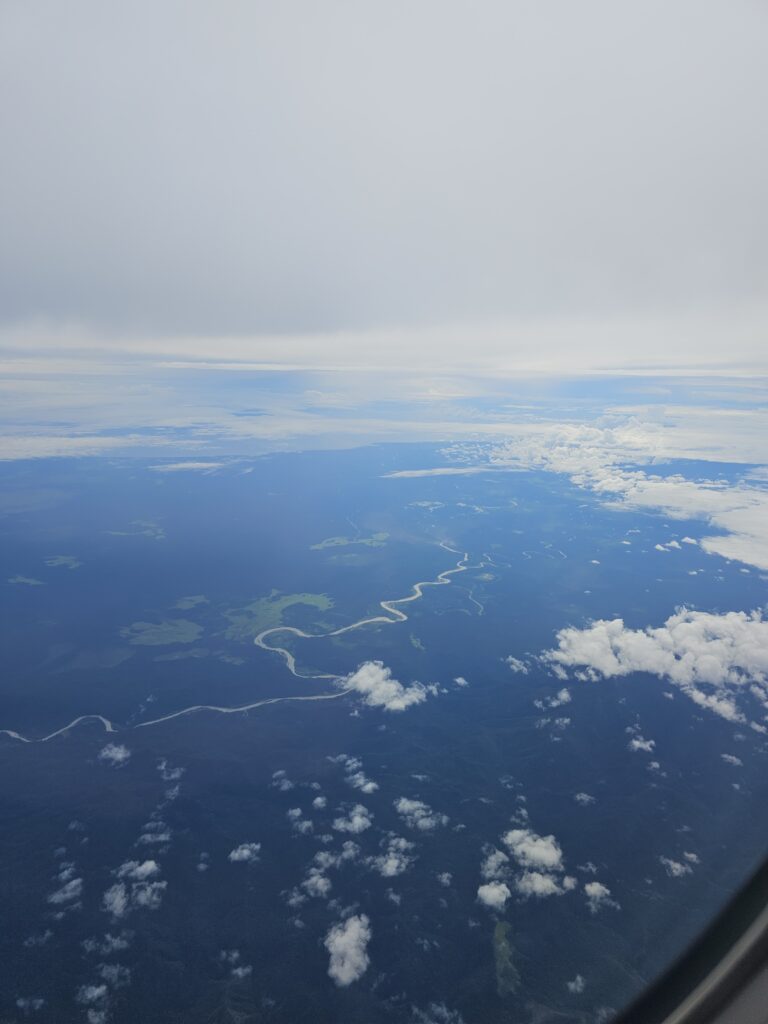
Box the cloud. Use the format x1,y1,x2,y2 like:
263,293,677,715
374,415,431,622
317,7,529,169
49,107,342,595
721,753,743,766
367,836,415,878
116,860,159,881
542,609,768,725
384,467,493,478
48,877,83,904
505,657,529,675
312,795,327,809
481,847,510,881
515,871,576,898
324,914,371,987
301,871,332,898
341,661,435,712
148,461,226,472
567,975,586,994
502,829,564,872
490,419,768,571
477,881,511,910
98,743,131,767
628,736,656,753
412,1004,466,1024
102,875,166,917
660,856,693,878
584,881,619,913
332,804,373,834
394,797,449,832
16,998,46,1014
228,842,261,863
574,793,595,806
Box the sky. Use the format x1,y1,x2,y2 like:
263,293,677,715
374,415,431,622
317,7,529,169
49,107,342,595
1,0,767,379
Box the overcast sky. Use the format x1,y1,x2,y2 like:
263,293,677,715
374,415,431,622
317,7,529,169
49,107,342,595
1,0,767,373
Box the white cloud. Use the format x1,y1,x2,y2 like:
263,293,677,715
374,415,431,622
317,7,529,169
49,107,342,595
584,881,619,913
98,743,131,767
480,848,510,881
346,771,379,794
130,880,166,909
47,877,83,904
488,418,768,571
333,804,373,834
502,829,564,872
394,797,449,832
324,914,371,987
505,657,529,674
542,609,768,725
149,461,226,472
368,836,415,878
437,872,452,887
574,793,595,806
341,660,435,712
116,860,159,881
515,871,575,898
477,881,511,910
302,871,332,898
228,842,261,863
628,736,656,753
453,676,469,687
567,975,586,994
412,1003,466,1024
721,753,743,766
312,795,327,809
660,856,693,878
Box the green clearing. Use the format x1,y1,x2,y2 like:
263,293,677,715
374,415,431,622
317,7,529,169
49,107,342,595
224,591,334,641
310,532,388,550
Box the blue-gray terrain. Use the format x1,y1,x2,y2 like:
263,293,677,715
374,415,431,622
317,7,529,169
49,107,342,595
2,438,766,1024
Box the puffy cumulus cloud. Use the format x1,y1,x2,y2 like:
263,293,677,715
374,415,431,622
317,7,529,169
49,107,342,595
102,876,166,918
116,860,159,881
505,656,530,675
502,829,564,873
228,842,261,863
367,835,415,878
437,872,453,887
394,797,449,832
312,795,327,810
271,769,294,792
302,871,332,898
574,793,595,806
515,871,576,898
333,804,373,834
660,856,693,878
331,754,380,793
340,661,436,712
480,847,510,881
347,770,379,794
542,609,768,725
584,881,619,913
477,881,511,910
628,736,655,753
567,975,586,994
96,963,131,988
324,914,372,987
98,743,131,767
